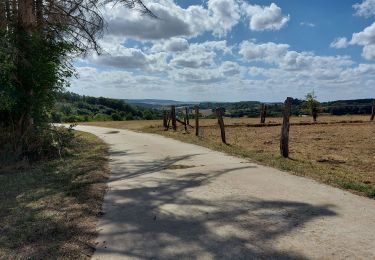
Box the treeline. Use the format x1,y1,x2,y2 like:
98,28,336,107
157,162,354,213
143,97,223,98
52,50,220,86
200,98,374,118
51,92,163,122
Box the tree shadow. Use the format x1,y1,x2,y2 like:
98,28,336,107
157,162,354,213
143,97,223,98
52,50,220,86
94,154,337,259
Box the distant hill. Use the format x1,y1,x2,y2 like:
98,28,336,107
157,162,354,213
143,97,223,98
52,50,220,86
123,99,199,108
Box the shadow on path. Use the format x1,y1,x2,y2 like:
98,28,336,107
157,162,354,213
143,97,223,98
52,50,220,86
97,153,337,259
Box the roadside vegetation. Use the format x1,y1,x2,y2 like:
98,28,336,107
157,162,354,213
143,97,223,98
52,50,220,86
0,130,109,259
83,115,375,198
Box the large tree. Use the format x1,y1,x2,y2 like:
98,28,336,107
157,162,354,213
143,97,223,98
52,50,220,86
0,0,153,159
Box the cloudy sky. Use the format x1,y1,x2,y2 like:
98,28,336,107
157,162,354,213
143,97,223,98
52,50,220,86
70,0,375,102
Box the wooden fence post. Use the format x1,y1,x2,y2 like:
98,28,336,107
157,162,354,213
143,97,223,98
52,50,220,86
195,106,199,136
280,97,293,158
371,101,375,121
260,104,267,124
184,113,187,132
185,107,189,125
163,110,167,129
216,107,226,144
171,105,177,131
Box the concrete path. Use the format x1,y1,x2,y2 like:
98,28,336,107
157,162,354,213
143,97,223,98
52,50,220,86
75,125,375,259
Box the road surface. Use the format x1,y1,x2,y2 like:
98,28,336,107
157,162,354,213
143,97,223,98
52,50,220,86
73,125,375,259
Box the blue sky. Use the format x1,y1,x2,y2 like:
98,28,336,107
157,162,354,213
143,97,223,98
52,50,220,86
71,0,375,102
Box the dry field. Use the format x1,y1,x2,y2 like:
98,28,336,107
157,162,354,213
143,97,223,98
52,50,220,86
81,115,375,198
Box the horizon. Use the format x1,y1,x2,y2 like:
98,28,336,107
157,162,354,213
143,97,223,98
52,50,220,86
69,91,374,104
70,0,375,102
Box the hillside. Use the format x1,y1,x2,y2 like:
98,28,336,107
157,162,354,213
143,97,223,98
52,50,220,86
52,92,163,122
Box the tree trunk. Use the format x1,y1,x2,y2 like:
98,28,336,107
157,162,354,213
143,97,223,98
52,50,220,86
19,0,36,31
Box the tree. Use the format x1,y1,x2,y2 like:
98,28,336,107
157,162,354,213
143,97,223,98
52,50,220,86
0,0,154,160
303,91,320,122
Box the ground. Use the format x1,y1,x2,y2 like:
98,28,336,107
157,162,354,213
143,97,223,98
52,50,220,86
0,132,109,259
81,115,375,198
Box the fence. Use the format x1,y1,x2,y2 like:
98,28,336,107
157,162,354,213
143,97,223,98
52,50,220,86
163,99,375,158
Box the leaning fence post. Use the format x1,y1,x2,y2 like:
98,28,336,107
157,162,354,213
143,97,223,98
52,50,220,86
260,104,267,124
371,101,375,121
171,105,177,131
280,97,293,158
216,107,226,144
195,106,199,136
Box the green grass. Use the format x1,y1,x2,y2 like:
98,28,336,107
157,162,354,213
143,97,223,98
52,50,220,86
0,131,109,259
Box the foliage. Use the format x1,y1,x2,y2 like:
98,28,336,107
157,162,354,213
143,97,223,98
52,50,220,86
302,91,320,121
52,92,163,122
0,0,153,162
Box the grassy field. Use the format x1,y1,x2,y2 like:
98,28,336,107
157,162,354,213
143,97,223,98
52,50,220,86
81,115,375,198
0,132,109,259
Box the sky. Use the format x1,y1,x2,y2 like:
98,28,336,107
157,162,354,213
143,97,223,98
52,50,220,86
70,0,375,102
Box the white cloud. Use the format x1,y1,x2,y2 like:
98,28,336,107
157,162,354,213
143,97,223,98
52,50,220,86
89,48,150,69
104,0,244,41
353,0,375,17
239,41,290,63
242,3,290,31
350,22,375,59
208,0,241,36
151,38,189,52
330,37,349,48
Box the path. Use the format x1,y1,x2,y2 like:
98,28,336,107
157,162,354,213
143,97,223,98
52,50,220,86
74,125,375,259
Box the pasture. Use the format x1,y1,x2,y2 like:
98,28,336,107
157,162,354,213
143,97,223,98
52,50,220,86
81,115,375,198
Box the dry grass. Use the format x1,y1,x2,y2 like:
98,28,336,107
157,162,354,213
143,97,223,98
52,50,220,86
83,115,375,198
80,115,371,129
0,131,109,259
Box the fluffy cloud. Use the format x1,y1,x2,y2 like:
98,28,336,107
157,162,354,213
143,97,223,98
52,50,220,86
239,41,290,63
103,0,289,42
151,38,189,52
350,22,375,59
104,0,243,41
208,0,241,36
330,37,349,48
89,48,150,69
242,3,290,31
353,0,375,17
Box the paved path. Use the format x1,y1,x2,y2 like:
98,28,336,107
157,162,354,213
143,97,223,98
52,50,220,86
75,125,375,259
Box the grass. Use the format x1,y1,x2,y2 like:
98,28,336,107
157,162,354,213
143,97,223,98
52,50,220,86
82,115,375,198
0,131,109,259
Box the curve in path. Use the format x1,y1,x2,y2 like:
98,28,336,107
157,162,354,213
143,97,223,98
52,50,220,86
74,125,375,260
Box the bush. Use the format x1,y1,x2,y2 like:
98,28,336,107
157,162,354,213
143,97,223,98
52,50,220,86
111,112,122,121
93,113,111,121
0,125,76,166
